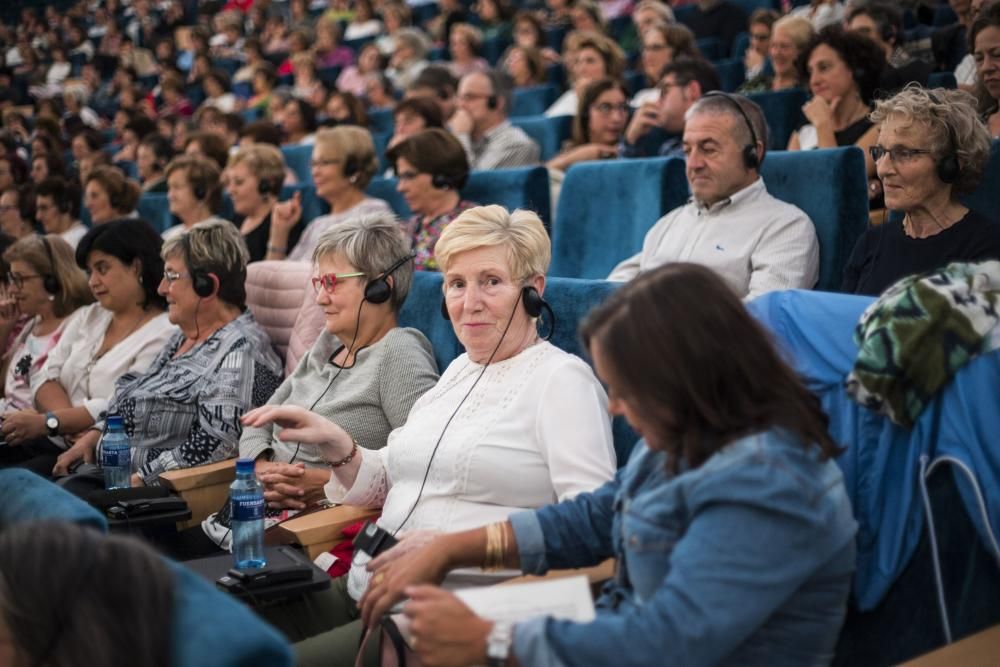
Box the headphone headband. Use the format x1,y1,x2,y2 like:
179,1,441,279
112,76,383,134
702,91,761,169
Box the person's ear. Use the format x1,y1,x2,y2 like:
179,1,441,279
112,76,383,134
686,80,702,103
530,273,545,298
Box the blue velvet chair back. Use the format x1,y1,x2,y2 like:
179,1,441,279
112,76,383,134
715,57,746,92
759,147,869,291
927,71,957,89
399,271,638,464
367,108,395,135
0,469,107,532
747,88,808,150
549,157,689,279
962,139,1000,220
137,193,174,233
281,144,314,184
510,115,573,161
511,84,559,117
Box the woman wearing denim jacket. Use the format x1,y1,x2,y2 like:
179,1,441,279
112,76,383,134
359,262,859,667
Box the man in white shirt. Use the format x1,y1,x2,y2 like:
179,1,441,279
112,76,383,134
609,93,819,300
448,70,541,170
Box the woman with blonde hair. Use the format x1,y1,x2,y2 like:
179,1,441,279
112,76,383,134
226,145,300,262
271,126,392,262
739,14,814,94
448,23,489,78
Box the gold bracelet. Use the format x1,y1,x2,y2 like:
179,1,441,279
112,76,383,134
483,522,506,571
330,440,359,468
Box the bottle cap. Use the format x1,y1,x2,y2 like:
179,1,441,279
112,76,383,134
107,415,123,429
235,458,255,474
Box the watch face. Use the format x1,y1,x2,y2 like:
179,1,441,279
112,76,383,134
46,417,58,430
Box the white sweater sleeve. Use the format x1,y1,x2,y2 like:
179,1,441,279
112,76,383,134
324,445,392,509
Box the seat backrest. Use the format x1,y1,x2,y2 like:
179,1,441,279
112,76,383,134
715,57,746,92
245,260,324,376
367,108,395,135
511,84,559,117
550,157,688,279
281,144,314,184
511,115,573,161
0,469,107,532
927,71,957,89
169,564,293,667
759,147,869,291
962,138,1000,219
747,88,809,150
398,271,639,464
137,193,174,233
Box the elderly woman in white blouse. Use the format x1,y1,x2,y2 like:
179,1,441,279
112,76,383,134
244,205,617,666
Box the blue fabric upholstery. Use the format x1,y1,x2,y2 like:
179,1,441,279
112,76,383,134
511,84,559,117
511,115,573,161
281,144,314,184
962,139,1000,220
759,147,869,291
715,57,746,92
399,271,638,464
169,564,293,667
0,469,107,532
731,31,749,60
927,71,957,89
137,193,174,233
747,88,808,150
367,166,553,230
695,37,723,61
749,289,1000,611
549,157,689,279
367,108,395,135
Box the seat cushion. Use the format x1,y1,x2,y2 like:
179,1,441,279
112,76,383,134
245,261,322,375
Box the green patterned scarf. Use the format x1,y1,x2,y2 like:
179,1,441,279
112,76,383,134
845,260,1000,428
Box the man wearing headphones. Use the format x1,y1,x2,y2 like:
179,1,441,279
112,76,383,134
847,1,931,95
448,70,541,170
609,93,819,301
35,177,86,249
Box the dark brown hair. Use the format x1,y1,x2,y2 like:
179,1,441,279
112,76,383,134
581,263,840,473
573,77,628,145
386,128,470,189
85,165,141,214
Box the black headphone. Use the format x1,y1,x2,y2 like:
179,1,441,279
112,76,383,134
440,285,547,322
486,95,498,110
431,173,454,190
343,155,360,180
192,181,208,201
363,252,415,305
40,236,60,295
927,91,960,184
257,177,280,197
702,92,761,170
181,234,215,298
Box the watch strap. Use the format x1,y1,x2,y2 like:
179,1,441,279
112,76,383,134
486,621,512,667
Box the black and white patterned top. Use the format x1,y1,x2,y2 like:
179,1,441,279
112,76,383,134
103,310,283,484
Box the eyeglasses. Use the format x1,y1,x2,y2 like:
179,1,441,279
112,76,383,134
457,92,493,103
311,271,366,294
658,81,684,94
5,272,42,289
750,32,770,41
869,145,934,164
0,205,16,213
161,269,191,285
396,170,421,181
591,102,629,115
310,158,342,169
642,43,669,52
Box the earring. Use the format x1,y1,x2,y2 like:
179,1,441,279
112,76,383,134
48,294,55,301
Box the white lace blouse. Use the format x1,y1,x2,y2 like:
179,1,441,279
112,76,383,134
325,341,617,600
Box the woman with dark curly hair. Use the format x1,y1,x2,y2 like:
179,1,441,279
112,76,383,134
788,25,886,180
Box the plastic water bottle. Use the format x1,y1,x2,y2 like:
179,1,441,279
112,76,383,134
231,458,267,569
101,415,131,490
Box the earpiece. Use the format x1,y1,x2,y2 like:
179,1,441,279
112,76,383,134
182,234,215,298
702,91,760,170
441,286,546,321
431,173,453,190
487,95,498,110
363,252,415,305
193,181,208,201
343,155,360,179
927,91,960,184
40,237,60,295
257,177,277,197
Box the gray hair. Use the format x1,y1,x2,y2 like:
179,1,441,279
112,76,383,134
685,93,769,168
163,218,250,308
394,28,430,61
870,84,991,195
311,212,413,311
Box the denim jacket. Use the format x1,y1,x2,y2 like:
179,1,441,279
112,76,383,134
509,429,857,667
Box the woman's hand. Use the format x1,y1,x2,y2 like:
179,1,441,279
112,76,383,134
368,530,442,571
241,405,354,461
744,46,764,72
404,586,493,667
802,95,838,130
257,461,331,509
566,143,619,164
359,537,453,628
270,191,302,236
0,410,46,445
625,101,659,145
52,429,100,476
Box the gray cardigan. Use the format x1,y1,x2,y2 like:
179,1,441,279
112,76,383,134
239,326,439,466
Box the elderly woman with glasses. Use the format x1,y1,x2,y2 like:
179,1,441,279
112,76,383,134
56,219,282,494
270,127,392,263
171,214,440,558
842,86,1000,296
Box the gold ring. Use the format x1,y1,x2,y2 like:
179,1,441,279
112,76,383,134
372,573,384,586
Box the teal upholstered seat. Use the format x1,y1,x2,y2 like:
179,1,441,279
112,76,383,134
747,88,808,150
0,469,107,531
760,147,869,291
510,115,573,161
511,84,559,117
281,144,314,184
549,157,688,279
963,139,1000,220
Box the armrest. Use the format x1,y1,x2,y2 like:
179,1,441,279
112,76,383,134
499,559,616,597
160,459,237,529
901,624,1000,666
269,504,380,560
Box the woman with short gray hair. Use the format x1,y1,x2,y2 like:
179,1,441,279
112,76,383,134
843,85,1000,296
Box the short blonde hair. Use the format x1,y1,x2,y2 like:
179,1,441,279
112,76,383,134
314,126,378,189
227,144,286,195
634,0,674,25
435,205,550,282
451,23,483,51
162,218,250,308
772,15,814,51
3,235,93,317
870,84,991,195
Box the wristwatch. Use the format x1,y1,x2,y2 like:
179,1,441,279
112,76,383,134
486,621,513,667
45,412,59,437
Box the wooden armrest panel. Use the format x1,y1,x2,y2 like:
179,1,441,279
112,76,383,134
271,505,380,560
901,624,1000,666
160,459,237,529
499,559,615,588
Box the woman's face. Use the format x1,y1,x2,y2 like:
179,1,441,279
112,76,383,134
359,45,380,72
7,259,50,317
282,100,305,135
137,144,157,181
394,156,438,215
0,191,27,237
442,245,540,361
84,180,114,224
227,161,266,215
807,43,855,102
478,0,498,22
749,20,772,56
167,168,201,220
312,251,370,337
505,47,529,83
449,32,473,61
311,140,356,202
86,249,143,314
393,109,427,141
974,25,1000,102
570,7,597,32
641,29,673,82
514,20,538,48
588,87,628,145
30,158,48,184
0,160,14,192
572,47,607,86
158,253,201,328
769,26,800,78
325,95,351,122
875,115,949,212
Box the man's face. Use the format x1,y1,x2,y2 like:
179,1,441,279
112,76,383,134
682,111,757,206
848,13,887,52
457,73,498,127
657,75,693,134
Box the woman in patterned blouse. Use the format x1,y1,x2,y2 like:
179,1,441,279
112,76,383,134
386,129,478,272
